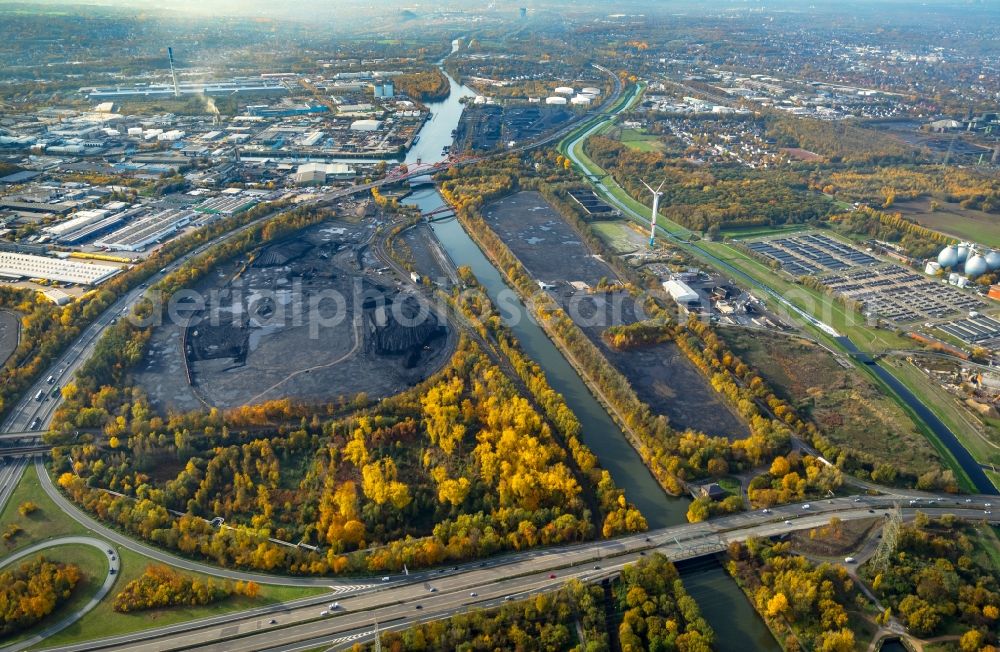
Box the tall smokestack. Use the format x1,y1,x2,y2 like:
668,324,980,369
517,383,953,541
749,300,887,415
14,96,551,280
167,47,180,98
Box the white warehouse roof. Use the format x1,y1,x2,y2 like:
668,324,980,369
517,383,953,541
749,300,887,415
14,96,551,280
350,119,382,131
663,279,700,305
0,252,121,285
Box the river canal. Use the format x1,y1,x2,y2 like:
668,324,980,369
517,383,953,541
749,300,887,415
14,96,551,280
402,59,780,651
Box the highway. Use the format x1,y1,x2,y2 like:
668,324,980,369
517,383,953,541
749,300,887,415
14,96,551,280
28,495,998,652
0,536,119,652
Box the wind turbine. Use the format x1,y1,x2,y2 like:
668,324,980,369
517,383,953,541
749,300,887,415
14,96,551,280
641,179,666,248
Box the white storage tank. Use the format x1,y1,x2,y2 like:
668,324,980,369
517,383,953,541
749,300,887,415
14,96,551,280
965,254,988,278
581,87,602,95
570,95,592,105
545,96,568,105
554,86,575,95
986,250,1000,271
938,245,958,268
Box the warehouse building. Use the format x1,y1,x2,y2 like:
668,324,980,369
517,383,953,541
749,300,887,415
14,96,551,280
94,208,195,252
293,162,357,186
0,251,121,285
194,195,258,216
663,279,701,309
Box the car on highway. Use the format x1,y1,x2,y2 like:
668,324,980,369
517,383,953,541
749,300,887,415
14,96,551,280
320,610,328,616
34,390,44,402
986,503,992,508
548,573,556,578
110,568,116,575
784,520,793,525
802,503,811,509
269,619,277,625
761,508,770,514
987,511,993,515
415,604,422,610
428,587,437,592
329,602,340,610
844,557,856,563
504,596,513,601
29,418,41,430
381,576,390,582
469,592,477,597
46,375,55,384
965,498,973,503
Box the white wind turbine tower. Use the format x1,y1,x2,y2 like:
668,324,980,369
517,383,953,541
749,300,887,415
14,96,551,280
641,179,666,248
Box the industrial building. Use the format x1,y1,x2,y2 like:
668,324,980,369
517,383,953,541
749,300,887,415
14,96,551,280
373,82,394,98
94,208,195,252
663,279,701,308
293,163,356,186
350,119,383,132
0,251,121,285
194,195,258,215
81,78,288,101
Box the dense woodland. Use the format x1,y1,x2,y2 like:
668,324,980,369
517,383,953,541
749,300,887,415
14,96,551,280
357,554,713,652
727,538,862,652
764,115,920,165
0,556,82,636
392,69,450,103
818,166,1000,215
863,515,999,645
112,564,258,613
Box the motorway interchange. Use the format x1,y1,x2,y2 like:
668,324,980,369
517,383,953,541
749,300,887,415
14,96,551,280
1,73,998,651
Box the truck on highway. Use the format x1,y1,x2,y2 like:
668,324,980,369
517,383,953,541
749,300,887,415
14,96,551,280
34,390,44,401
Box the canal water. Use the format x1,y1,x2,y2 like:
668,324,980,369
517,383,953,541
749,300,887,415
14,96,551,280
402,60,779,650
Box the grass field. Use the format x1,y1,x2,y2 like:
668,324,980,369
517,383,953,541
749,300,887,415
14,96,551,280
0,465,89,555
618,127,666,153
589,219,646,253
894,197,1000,248
0,543,109,648
719,328,943,479
720,224,812,240
38,546,325,649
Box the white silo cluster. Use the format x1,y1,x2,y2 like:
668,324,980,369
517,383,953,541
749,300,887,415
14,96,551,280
932,242,1000,282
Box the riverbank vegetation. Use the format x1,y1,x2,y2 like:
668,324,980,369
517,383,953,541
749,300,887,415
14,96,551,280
726,538,866,652
718,328,949,487
438,157,796,498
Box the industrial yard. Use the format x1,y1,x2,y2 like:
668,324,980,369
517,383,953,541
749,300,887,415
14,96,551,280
482,191,749,438
134,218,454,411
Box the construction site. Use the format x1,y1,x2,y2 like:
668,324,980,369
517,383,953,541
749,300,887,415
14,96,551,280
134,218,454,411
